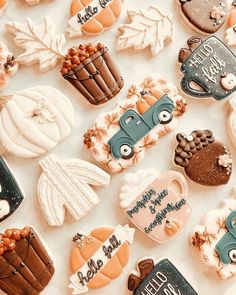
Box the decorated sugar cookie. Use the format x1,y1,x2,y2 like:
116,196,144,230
24,0,42,4
128,257,198,294
116,6,173,56
227,96,236,149
69,225,135,294
179,36,236,100
0,156,24,222
61,43,124,106
191,187,236,279
0,226,54,294
0,86,74,158
119,169,191,243
174,130,232,186
0,41,18,91
178,0,228,34
226,1,236,46
0,0,8,16
6,17,66,72
37,154,110,226
84,74,187,173
67,0,123,38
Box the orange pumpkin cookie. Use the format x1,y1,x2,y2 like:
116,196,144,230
0,0,8,15
67,0,122,38
69,225,135,293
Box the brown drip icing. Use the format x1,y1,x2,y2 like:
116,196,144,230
0,227,54,295
128,258,155,293
174,130,215,168
179,37,203,63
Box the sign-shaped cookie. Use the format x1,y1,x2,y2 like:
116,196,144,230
191,187,236,279
84,74,187,173
128,257,198,295
0,156,24,222
178,0,228,34
119,169,191,243
179,36,236,100
174,130,232,186
69,225,135,294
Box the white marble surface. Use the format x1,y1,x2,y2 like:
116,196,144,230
0,0,236,294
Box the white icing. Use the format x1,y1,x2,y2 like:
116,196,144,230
228,96,236,149
0,86,75,158
67,0,116,38
119,169,160,208
116,5,173,56
24,0,40,5
69,224,135,294
226,26,236,46
6,17,66,72
191,187,236,279
37,154,110,226
0,199,10,219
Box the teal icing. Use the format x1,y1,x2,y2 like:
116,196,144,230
215,210,236,264
108,94,175,160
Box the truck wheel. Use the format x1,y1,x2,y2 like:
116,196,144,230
159,110,172,124
229,249,236,262
120,144,134,159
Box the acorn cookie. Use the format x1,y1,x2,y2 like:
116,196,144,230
174,130,232,186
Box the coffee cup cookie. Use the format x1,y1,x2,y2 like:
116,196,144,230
119,169,191,243
179,36,236,101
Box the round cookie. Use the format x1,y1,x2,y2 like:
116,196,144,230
67,0,122,38
69,225,135,293
174,130,232,186
178,0,228,34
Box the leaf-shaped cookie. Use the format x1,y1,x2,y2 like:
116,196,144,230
116,5,173,56
5,17,66,72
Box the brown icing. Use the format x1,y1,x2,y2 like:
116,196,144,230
174,130,232,186
61,43,124,106
0,227,54,295
180,0,228,34
128,258,154,292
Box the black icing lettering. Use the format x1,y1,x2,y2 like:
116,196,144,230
77,259,104,285
103,235,121,259
77,5,99,25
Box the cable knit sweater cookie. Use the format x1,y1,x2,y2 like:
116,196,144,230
37,154,110,226
191,187,236,279
174,130,232,186
84,74,187,173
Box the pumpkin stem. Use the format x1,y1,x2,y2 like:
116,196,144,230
0,96,12,111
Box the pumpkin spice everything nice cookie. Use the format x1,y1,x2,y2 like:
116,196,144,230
5,17,123,105
119,169,191,243
84,74,187,173
69,225,135,294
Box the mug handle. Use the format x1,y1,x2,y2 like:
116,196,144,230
181,76,212,98
163,170,189,198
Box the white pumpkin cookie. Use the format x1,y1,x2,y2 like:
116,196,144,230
0,86,74,158
37,154,110,226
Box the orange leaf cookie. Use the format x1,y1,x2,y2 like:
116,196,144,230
69,225,135,293
67,0,123,38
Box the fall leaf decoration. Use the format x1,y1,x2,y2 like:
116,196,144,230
5,17,66,72
116,5,174,56
105,113,119,129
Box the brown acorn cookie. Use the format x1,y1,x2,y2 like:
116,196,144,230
174,130,232,186
178,0,228,34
